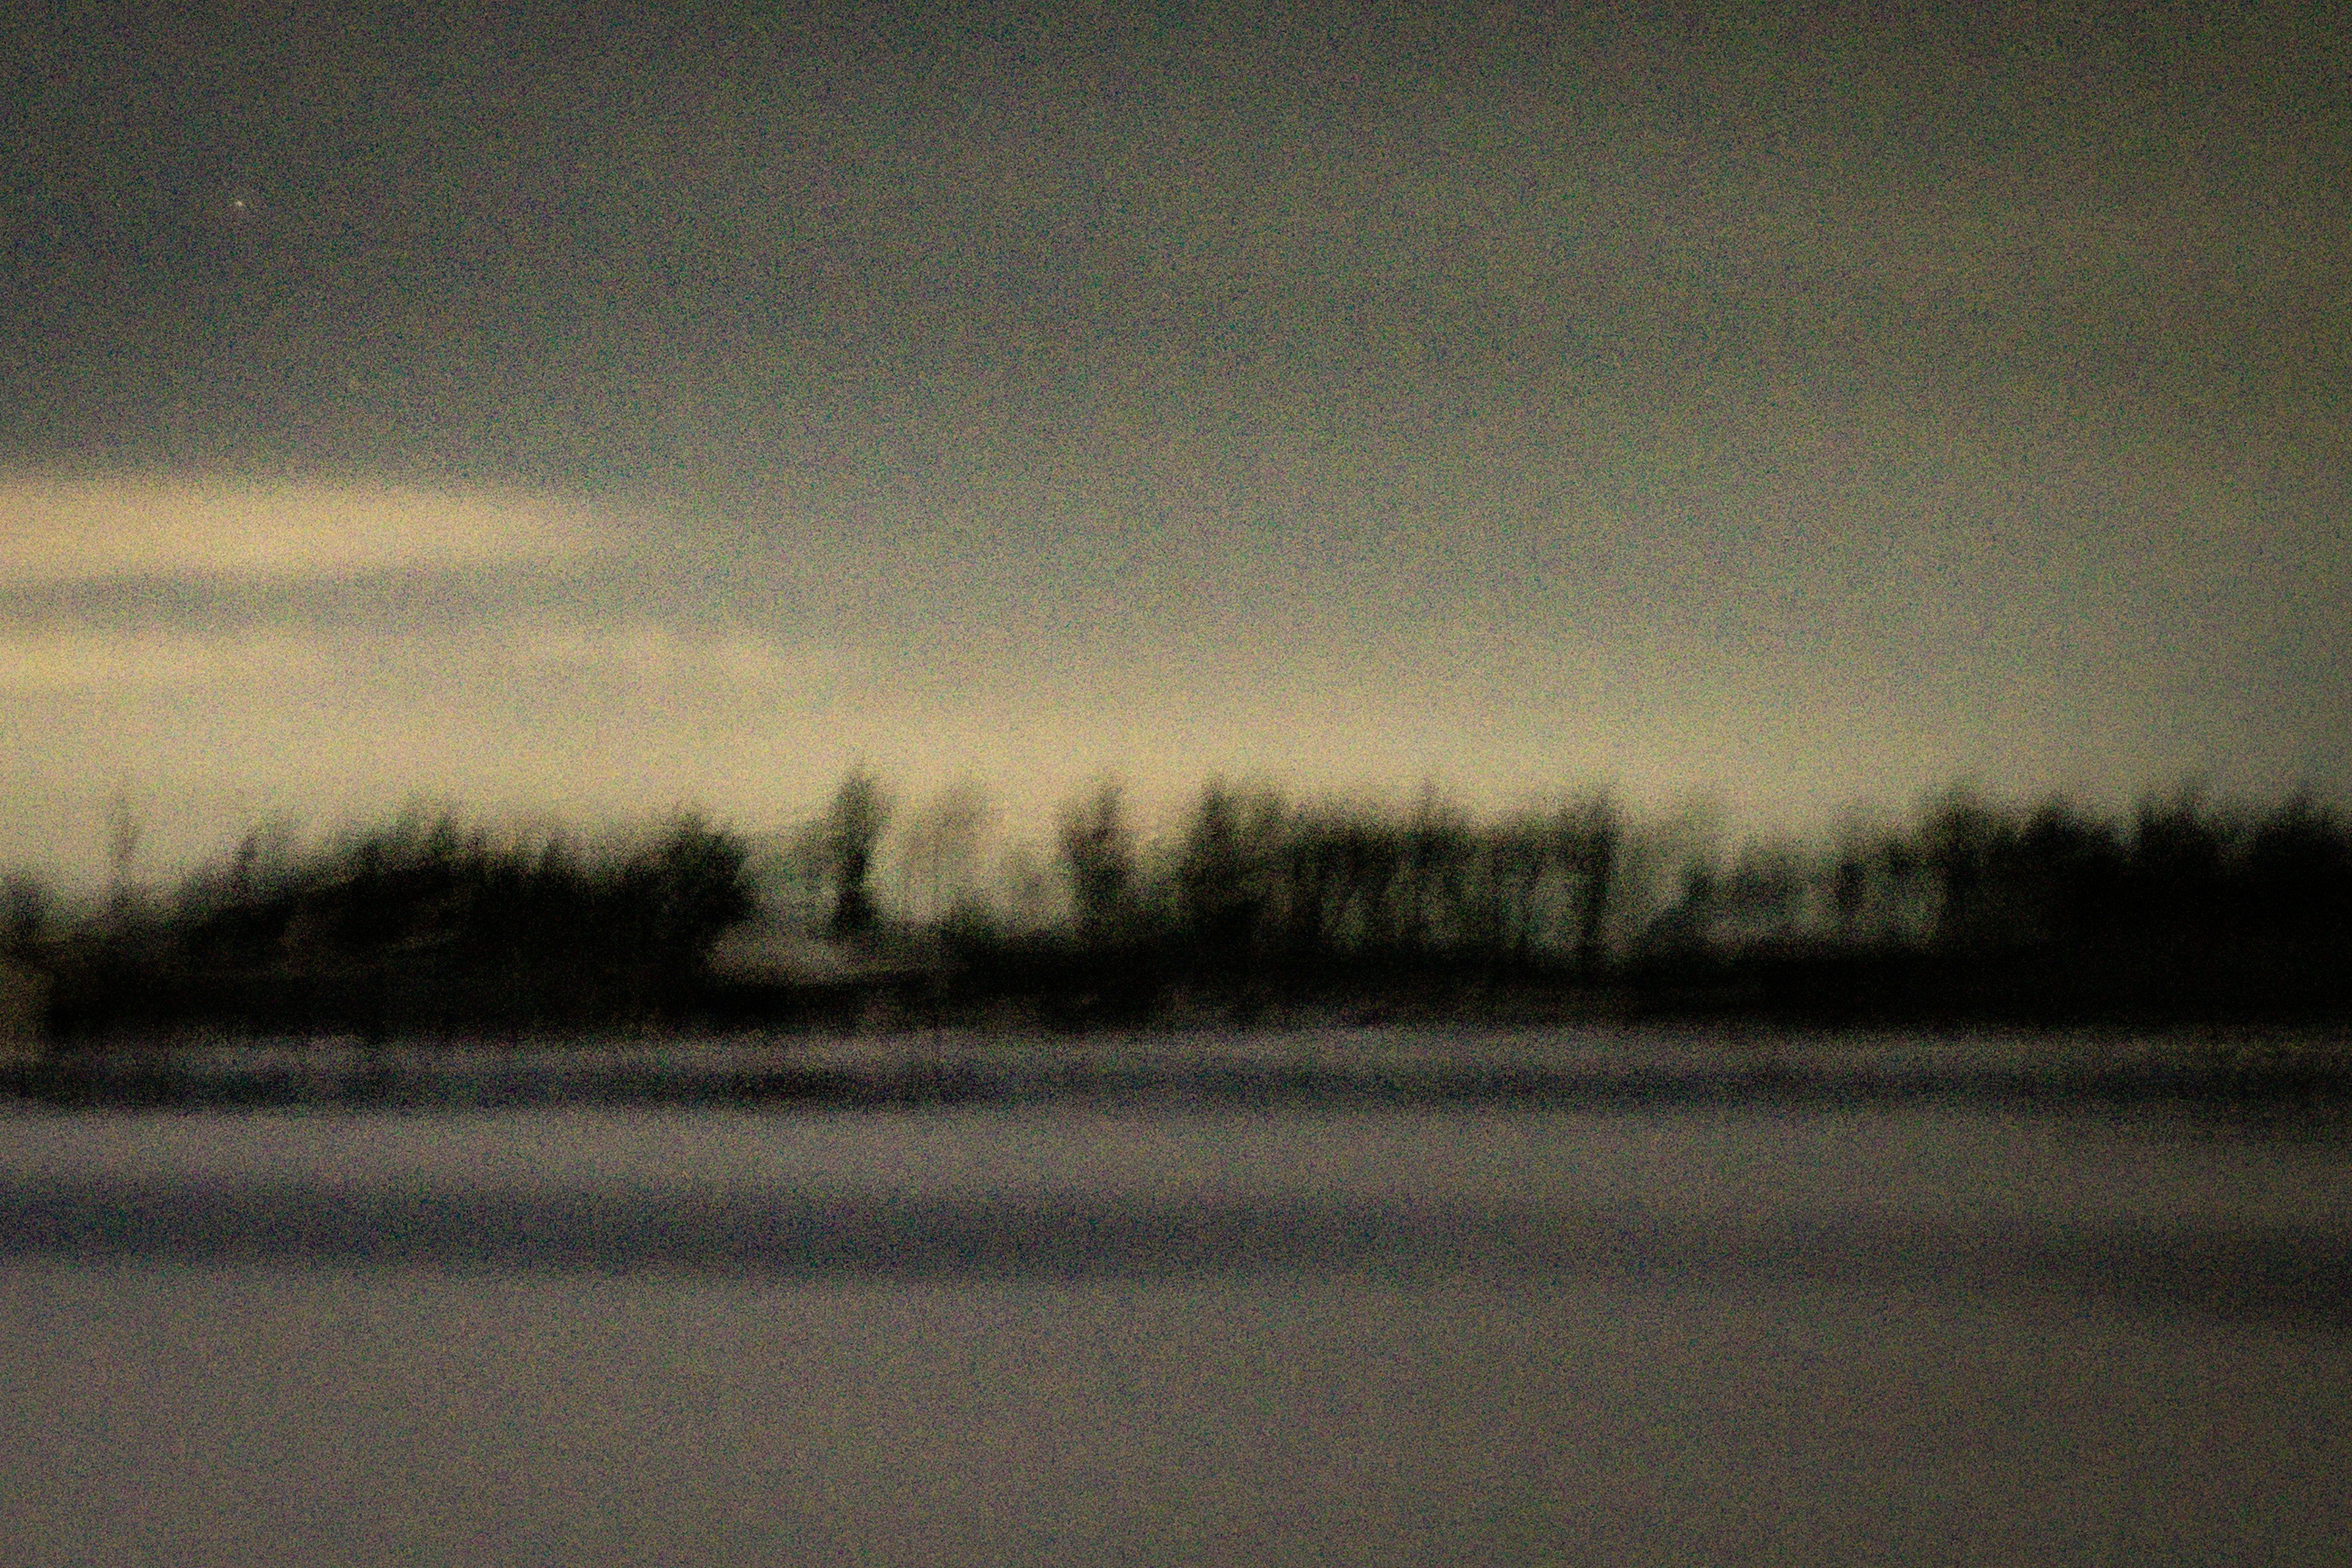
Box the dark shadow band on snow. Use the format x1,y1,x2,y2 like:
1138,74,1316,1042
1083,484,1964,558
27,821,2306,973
2,1179,2346,1330
9,1059,2352,1114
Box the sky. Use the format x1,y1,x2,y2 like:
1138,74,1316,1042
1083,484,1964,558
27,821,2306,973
3,2,2347,880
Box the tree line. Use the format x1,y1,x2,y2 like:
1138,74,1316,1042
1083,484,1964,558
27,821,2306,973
16,810,753,1039
949,779,2351,1025
5,774,2349,1041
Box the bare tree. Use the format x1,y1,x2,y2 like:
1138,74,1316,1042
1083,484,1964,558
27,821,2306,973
1177,780,1284,963
820,767,891,937
2,871,51,952
1562,794,1621,971
1057,780,1137,941
104,783,148,922
899,778,994,926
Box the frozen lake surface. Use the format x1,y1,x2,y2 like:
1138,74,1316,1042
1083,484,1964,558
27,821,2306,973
4,1065,2350,1564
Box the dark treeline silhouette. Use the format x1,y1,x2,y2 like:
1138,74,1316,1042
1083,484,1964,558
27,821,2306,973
943,781,2352,1030
19,809,754,1042
4,779,2351,1046
951,780,1630,1027
1793,788,2352,1025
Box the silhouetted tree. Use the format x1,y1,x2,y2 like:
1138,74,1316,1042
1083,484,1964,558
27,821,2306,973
1177,780,1283,969
643,812,759,974
2245,794,2352,932
1464,815,1545,961
1560,795,1622,971
821,768,891,937
1921,789,2016,949
1398,787,1472,954
899,779,993,926
1330,812,1405,953
1057,781,1137,942
103,784,146,924
1278,803,1368,961
2,871,50,954
2013,798,2127,946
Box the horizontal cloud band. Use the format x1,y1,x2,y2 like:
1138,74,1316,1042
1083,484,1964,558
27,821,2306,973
0,479,603,586
0,622,842,694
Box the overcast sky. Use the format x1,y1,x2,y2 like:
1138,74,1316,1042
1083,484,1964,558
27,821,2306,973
3,2,2346,877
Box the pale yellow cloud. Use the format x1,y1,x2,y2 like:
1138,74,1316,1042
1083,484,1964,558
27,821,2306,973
0,629,336,691
0,478,604,585
0,618,843,698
